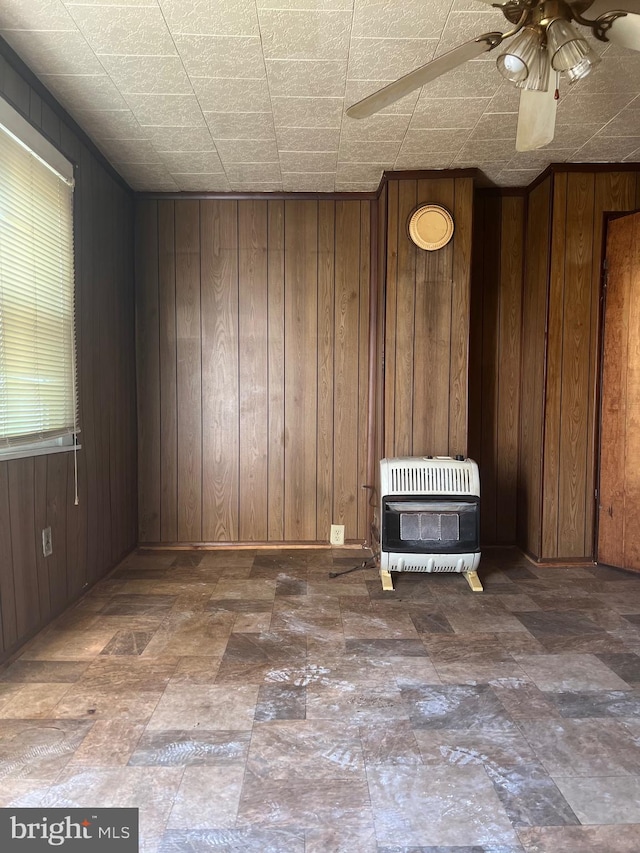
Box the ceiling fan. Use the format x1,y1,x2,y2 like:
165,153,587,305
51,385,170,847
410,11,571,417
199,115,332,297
346,0,640,151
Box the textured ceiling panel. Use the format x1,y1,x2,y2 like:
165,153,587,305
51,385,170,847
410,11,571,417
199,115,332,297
1,0,639,191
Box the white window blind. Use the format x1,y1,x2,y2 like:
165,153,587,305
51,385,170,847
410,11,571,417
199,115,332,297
0,96,77,453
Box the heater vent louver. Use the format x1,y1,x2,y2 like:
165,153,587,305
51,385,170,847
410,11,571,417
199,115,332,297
382,457,479,497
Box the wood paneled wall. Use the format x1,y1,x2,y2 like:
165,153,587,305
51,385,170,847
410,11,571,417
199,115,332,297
0,46,137,662
469,192,525,545
136,198,372,545
517,168,640,560
383,176,474,459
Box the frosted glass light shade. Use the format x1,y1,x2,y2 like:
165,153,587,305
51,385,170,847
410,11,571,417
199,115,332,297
547,19,590,71
497,28,542,84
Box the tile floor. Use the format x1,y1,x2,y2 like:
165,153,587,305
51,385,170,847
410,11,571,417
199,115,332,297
2,547,640,852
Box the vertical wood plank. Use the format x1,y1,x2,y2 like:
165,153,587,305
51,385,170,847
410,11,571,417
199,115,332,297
284,200,318,540
8,459,40,639
201,200,239,541
624,213,640,567
357,201,371,541
0,463,17,651
316,200,335,541
384,181,399,459
34,457,51,621
175,200,202,541
135,200,161,542
267,200,285,541
450,176,473,456
393,180,417,457
158,201,178,542
238,200,269,540
47,454,69,616
334,201,361,538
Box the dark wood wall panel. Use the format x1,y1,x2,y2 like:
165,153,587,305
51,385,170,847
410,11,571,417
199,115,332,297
0,48,137,662
136,198,372,544
384,176,474,461
469,192,525,546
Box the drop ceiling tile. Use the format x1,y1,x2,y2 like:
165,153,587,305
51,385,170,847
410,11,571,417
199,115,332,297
159,151,224,173
123,93,206,128
0,30,104,74
257,0,353,8
454,137,516,161
336,163,386,182
471,112,518,139
159,0,259,36
476,162,509,183
338,139,399,163
214,139,279,162
485,85,521,113
191,77,271,112
416,59,501,98
266,59,346,97
347,37,437,81
128,177,180,191
65,0,156,5
98,55,193,95
272,96,343,127
342,113,410,141
344,80,419,115
557,92,636,124
0,0,76,30
279,151,337,172
73,108,146,139
39,74,128,111
571,56,640,94
505,149,572,170
205,111,275,139
577,136,640,162
116,162,177,184
393,153,455,169
226,162,282,182
172,174,232,192
436,10,507,56
145,126,217,152
352,0,450,39
276,127,340,151
334,180,379,191
400,127,469,154
230,181,283,192
174,34,266,78
541,124,600,149
282,173,336,191
499,169,543,186
97,137,161,163
66,5,176,56
598,109,640,137
411,97,491,128
258,9,352,61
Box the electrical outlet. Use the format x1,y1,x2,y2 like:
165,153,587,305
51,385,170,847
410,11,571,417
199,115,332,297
330,524,345,546
42,527,52,558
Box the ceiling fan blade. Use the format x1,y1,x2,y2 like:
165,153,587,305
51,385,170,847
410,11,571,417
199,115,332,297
583,0,640,49
346,32,503,119
516,88,557,152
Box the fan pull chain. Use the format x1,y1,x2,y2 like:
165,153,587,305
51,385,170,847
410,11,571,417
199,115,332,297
554,70,560,101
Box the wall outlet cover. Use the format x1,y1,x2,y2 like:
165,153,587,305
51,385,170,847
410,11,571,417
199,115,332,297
42,526,52,558
330,524,345,546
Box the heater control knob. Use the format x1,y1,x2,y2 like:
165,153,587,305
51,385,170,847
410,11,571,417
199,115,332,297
454,454,464,461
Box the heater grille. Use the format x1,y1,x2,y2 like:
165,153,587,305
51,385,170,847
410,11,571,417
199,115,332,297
382,457,478,496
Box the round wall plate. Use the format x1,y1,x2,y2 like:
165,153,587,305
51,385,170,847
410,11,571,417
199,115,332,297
407,204,454,251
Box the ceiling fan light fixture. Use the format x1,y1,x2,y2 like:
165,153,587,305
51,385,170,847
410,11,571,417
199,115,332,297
547,18,591,72
564,49,601,83
496,28,542,84
516,42,551,91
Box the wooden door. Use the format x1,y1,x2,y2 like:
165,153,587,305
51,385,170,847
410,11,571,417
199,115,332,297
598,211,640,570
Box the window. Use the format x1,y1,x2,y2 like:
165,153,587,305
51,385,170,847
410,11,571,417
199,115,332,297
0,95,78,460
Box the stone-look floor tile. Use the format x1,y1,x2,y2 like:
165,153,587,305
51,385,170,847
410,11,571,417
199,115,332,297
368,765,518,847
435,661,528,685
379,847,523,853
254,684,306,721
247,720,364,780
20,628,119,660
237,771,373,828
490,679,562,721
305,825,378,853
168,656,222,685
269,611,341,634
213,579,276,600
514,653,631,691
306,683,409,723
275,577,307,596
100,630,156,656
167,765,244,828
400,683,513,731
68,720,144,766
0,683,26,711
0,718,93,781
129,730,250,767
52,688,163,722
170,553,203,568
341,611,420,639
0,779,48,807
496,632,549,656
444,607,530,635
307,580,370,597
423,634,517,664
207,598,273,613
0,660,89,683
408,611,455,634
345,639,427,657
485,762,580,827
553,775,640,823
158,827,305,852
522,718,640,776
215,660,296,684
359,720,423,765
0,683,71,718
220,632,307,664
538,633,628,654
41,766,183,851
517,824,640,852
147,684,259,730
548,688,640,718
414,726,537,772
233,612,272,633
142,612,234,657
596,652,640,684
100,594,178,616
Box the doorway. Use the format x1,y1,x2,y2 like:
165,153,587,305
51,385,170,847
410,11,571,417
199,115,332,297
597,210,640,571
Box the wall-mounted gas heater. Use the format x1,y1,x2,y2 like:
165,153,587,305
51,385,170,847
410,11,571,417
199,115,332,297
379,456,482,592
